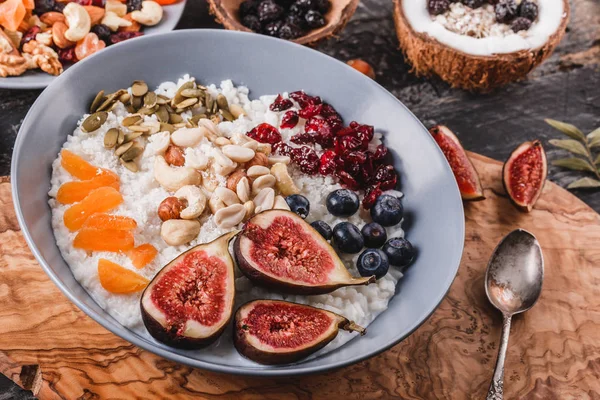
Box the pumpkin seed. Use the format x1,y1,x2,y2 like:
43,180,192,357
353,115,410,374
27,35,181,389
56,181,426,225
104,128,119,149
156,95,169,105
175,97,198,109
181,88,205,98
124,130,144,142
169,113,183,124
119,92,131,104
120,143,144,161
220,109,234,122
155,106,169,123
205,94,214,113
172,81,195,107
120,158,138,172
138,106,155,115
96,92,118,112
125,104,135,113
117,129,125,145
115,141,133,157
82,111,108,133
160,123,176,133
90,90,105,113
131,80,148,97
108,101,120,112
122,114,142,127
129,125,149,133
131,95,142,110
216,94,229,110
229,104,246,119
173,122,187,128
144,92,157,108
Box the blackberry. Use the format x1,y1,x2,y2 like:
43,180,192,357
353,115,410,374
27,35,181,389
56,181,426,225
239,0,259,17
257,0,284,23
91,24,112,45
495,0,517,23
263,20,283,36
126,0,142,12
294,0,314,11
286,13,306,28
314,0,330,13
33,0,55,15
519,0,538,21
242,15,262,31
461,0,484,8
427,0,450,15
511,16,532,32
278,22,304,38
304,10,325,29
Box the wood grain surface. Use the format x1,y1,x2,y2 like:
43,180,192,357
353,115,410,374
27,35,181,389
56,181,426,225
0,154,599,400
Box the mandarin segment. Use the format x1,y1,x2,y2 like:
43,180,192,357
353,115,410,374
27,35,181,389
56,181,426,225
73,228,135,252
98,259,149,294
60,149,117,180
83,213,137,230
56,174,120,204
128,243,158,269
63,187,123,231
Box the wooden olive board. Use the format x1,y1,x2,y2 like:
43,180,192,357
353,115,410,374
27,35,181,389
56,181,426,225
1,152,599,400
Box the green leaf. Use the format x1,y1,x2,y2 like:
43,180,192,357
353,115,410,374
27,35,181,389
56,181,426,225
567,177,600,189
545,119,586,141
552,157,596,172
587,127,600,141
595,153,600,166
590,136,600,149
548,139,589,157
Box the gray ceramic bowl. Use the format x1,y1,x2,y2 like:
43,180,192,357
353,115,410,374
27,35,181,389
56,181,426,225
12,30,465,376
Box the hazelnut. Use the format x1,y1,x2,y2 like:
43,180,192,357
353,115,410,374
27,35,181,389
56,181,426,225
158,196,186,221
245,152,269,169
226,169,247,191
165,145,185,166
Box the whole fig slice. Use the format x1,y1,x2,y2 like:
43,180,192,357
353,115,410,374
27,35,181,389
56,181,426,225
234,299,365,365
233,209,375,294
503,140,547,212
429,125,485,201
140,231,238,349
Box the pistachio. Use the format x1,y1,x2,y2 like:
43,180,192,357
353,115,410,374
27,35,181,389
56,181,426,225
222,145,255,163
253,187,275,214
131,80,148,97
81,111,108,133
236,177,251,203
247,165,270,178
160,219,201,246
229,104,246,119
120,143,144,161
114,141,133,157
97,89,126,112
214,186,240,206
271,163,300,196
119,158,138,172
214,203,245,229
104,128,119,149
243,200,255,221
251,174,276,195
273,195,291,211
90,90,105,113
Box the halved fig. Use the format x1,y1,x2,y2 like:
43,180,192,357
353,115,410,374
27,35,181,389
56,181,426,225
430,125,485,201
503,140,547,213
233,209,375,294
234,299,365,365
140,231,238,349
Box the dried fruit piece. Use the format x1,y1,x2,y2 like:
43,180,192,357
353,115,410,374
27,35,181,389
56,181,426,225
0,0,26,32
98,258,149,294
502,140,547,212
346,59,376,79
74,228,135,252
140,231,238,348
247,123,282,144
74,32,105,61
291,146,319,175
82,213,137,230
234,210,375,294
63,187,123,231
128,243,158,269
234,299,365,365
429,125,485,201
56,173,119,204
60,149,116,180
269,94,292,112
280,110,299,129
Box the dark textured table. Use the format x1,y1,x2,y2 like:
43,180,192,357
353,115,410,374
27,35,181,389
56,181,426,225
0,0,598,397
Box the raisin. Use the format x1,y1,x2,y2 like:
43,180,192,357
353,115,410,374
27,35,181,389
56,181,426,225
519,0,538,21
258,0,283,23
110,31,143,44
291,146,319,175
427,0,450,15
304,10,325,29
495,0,517,23
242,15,262,31
21,26,41,48
270,94,293,111
58,47,77,64
511,16,531,32
247,123,282,144
280,110,299,129
33,0,55,14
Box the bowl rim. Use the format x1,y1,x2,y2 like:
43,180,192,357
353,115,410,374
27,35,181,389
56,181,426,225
11,29,465,376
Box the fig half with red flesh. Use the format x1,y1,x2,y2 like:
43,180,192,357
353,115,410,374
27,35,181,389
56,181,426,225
503,140,547,213
429,125,485,201
234,299,365,365
233,210,375,295
140,231,238,349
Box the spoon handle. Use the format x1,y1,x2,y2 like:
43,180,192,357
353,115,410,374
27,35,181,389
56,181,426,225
486,313,512,400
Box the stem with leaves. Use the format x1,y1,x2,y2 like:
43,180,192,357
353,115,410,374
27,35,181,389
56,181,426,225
545,119,600,189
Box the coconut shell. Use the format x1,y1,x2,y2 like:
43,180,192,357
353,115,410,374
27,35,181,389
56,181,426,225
208,0,359,46
393,0,570,92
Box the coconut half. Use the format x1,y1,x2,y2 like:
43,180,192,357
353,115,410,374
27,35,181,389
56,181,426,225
208,0,359,46
393,0,570,91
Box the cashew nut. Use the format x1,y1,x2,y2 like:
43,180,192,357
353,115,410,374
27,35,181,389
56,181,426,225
171,127,207,148
273,195,291,211
271,163,300,196
174,185,207,219
147,131,170,155
253,188,275,214
154,155,202,192
63,3,91,42
214,204,246,229
251,174,276,196
161,219,200,246
214,186,240,206
101,11,131,32
105,0,127,17
131,1,163,26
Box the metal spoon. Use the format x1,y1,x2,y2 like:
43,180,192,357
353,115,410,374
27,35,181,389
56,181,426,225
484,229,544,400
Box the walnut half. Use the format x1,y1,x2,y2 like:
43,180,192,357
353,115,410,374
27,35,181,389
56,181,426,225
22,40,63,76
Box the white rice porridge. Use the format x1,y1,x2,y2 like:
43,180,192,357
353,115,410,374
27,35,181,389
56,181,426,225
49,75,405,356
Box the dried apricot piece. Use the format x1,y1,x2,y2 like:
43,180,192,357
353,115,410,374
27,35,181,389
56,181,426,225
56,174,119,204
128,243,158,269
73,228,134,252
83,213,137,230
74,32,105,61
0,0,26,32
63,187,123,231
60,149,117,180
98,258,149,294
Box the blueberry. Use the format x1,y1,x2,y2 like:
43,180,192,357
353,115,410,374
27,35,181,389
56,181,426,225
91,24,112,45
326,189,359,217
311,220,332,240
33,0,55,15
332,222,364,254
357,249,389,279
126,0,143,12
285,194,310,218
304,10,326,29
370,194,403,227
382,237,415,268
361,222,387,248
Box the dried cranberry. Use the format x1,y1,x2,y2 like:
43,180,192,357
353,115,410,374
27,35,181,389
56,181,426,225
380,178,397,191
345,151,367,164
289,91,320,108
334,134,362,155
362,184,382,210
305,117,334,148
335,126,355,137
326,115,343,133
21,26,41,48
373,164,397,185
351,121,374,144
58,47,77,64
280,110,299,129
320,103,340,118
270,94,293,111
291,133,316,144
297,103,321,119
273,141,292,156
110,31,143,44
291,146,319,175
319,150,338,175
371,144,388,162
247,123,282,144
336,171,360,190
91,0,105,6
73,0,92,5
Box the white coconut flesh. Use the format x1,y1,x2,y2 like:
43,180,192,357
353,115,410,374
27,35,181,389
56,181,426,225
403,0,566,55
